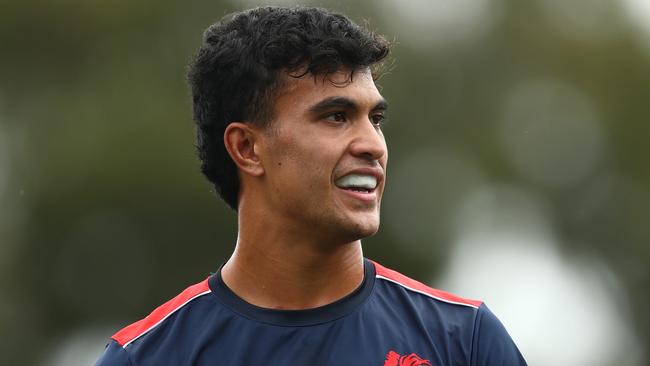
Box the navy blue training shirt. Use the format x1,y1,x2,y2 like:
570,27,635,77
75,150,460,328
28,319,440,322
97,258,526,365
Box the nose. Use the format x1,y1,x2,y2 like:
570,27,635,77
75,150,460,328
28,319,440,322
349,118,387,162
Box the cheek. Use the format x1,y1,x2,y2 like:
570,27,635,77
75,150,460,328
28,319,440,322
266,128,340,186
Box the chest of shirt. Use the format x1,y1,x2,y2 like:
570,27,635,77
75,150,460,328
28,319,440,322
127,299,473,366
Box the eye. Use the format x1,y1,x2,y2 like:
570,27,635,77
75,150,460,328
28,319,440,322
324,112,347,122
370,113,386,126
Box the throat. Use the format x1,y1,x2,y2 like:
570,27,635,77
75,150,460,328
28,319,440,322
221,243,365,310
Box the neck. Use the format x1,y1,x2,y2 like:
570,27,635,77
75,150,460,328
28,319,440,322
220,204,365,310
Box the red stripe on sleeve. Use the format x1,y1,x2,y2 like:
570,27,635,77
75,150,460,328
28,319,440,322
372,260,483,308
112,278,211,347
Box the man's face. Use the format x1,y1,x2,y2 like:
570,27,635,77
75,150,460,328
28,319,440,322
256,68,388,243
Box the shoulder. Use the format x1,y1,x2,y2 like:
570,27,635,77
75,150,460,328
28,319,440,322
111,278,212,348
368,260,483,362
369,260,527,365
471,305,528,365
370,259,482,309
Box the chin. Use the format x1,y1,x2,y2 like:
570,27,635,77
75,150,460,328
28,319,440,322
346,217,380,240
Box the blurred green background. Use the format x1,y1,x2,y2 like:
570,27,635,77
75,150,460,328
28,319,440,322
1,0,649,365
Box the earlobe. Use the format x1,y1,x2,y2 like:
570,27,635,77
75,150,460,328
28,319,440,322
224,123,265,177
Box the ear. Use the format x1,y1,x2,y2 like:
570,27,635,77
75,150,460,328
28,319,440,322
224,122,265,177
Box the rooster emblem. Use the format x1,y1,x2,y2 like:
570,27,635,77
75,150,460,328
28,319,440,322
383,350,431,366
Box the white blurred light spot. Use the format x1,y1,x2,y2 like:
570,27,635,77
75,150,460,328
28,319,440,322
538,0,626,42
42,326,114,366
622,0,650,52
384,147,484,255
499,79,605,189
438,184,643,366
379,0,503,48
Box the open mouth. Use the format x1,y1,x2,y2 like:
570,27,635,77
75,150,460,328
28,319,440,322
335,174,378,194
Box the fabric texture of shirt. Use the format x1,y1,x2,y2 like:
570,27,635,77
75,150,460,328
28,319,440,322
96,258,527,365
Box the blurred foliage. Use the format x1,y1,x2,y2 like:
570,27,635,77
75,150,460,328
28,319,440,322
0,0,649,364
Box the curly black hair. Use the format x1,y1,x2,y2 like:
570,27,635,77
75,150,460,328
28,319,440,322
187,6,390,210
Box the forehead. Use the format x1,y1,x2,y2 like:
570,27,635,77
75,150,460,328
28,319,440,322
274,68,384,112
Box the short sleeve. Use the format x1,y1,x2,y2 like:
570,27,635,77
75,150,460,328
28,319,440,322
471,304,527,366
96,339,133,366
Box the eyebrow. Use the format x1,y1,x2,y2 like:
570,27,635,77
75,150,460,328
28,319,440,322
307,96,388,115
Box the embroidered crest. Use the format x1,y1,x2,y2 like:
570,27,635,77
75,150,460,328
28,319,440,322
383,350,431,366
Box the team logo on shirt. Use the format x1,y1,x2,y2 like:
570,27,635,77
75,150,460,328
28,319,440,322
383,350,431,366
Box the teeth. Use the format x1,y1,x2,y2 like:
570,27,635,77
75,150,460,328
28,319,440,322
335,174,377,189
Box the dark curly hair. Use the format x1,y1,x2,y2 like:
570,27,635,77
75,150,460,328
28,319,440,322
187,6,390,210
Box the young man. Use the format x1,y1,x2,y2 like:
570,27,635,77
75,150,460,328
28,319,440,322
97,6,526,365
